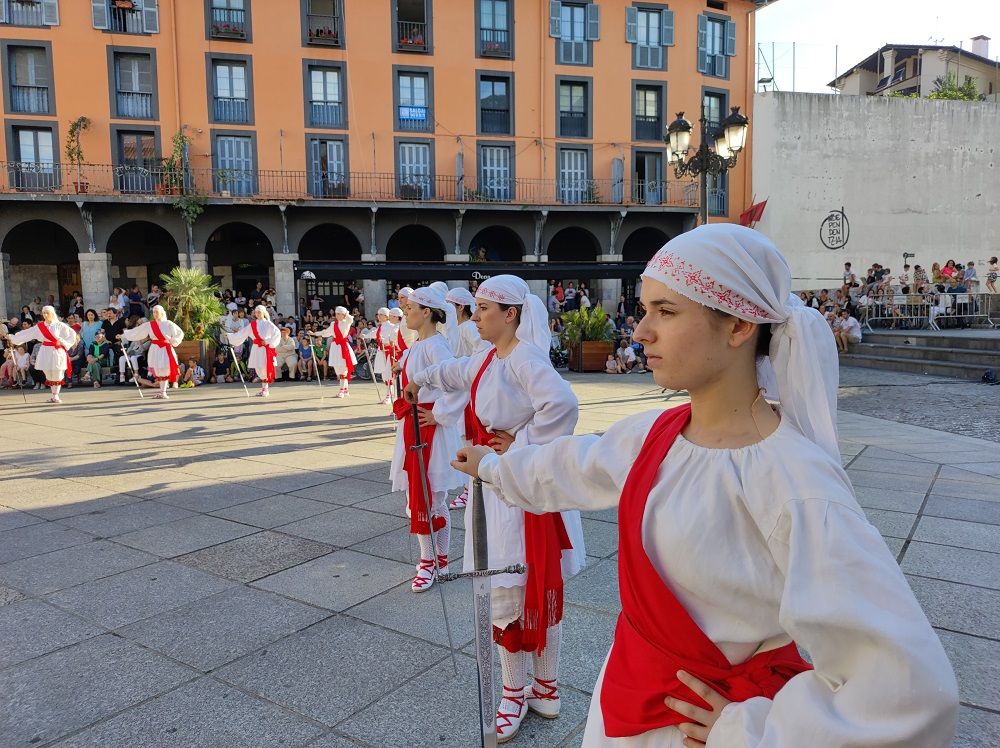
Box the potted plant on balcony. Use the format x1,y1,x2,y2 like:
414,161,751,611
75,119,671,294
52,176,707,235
65,116,91,194
214,168,235,197
400,181,423,200
561,305,615,372
159,267,224,370
159,129,191,195
113,0,136,10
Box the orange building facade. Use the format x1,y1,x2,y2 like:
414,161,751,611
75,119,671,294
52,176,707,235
0,0,762,317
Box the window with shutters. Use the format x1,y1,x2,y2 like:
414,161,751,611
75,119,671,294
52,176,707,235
397,141,432,199
633,85,662,142
114,53,154,119
557,80,589,138
209,0,248,40
554,2,593,64
632,150,663,205
92,0,159,35
478,144,512,201
478,75,511,135
393,0,430,53
303,0,342,47
478,0,510,57
625,6,673,70
10,126,56,191
7,46,51,114
214,133,255,195
703,90,727,215
396,71,432,132
308,66,344,128
697,13,735,79
212,59,251,124
1,0,59,27
115,130,158,193
557,147,589,204
308,137,348,197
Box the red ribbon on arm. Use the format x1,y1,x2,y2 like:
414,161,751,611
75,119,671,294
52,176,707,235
600,403,812,738
148,320,180,382
469,347,571,655
332,322,355,380
37,322,71,380
250,320,276,383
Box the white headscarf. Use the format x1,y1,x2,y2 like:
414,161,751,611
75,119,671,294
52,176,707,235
334,305,354,327
253,305,270,321
388,307,404,320
410,286,457,346
641,224,840,461
377,306,390,318
41,305,57,322
398,287,415,301
151,305,167,321
429,281,449,297
475,275,550,352
445,287,476,310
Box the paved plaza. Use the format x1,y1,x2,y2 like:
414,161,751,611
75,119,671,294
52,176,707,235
0,369,997,747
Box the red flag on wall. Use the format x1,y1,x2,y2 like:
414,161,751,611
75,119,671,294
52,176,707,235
738,199,768,227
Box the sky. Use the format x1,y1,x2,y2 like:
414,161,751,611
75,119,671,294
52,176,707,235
755,0,1000,93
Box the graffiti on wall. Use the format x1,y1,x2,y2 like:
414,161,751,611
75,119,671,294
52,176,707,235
820,208,850,250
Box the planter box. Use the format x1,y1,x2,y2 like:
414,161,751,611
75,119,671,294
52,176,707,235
175,339,216,372
569,341,613,372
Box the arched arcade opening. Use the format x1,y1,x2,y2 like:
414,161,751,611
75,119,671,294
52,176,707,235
205,222,274,296
298,224,364,313
106,221,179,294
2,220,80,314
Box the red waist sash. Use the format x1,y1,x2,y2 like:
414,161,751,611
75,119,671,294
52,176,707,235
149,320,180,382
392,359,444,535
470,348,571,654
251,321,276,383
333,323,355,380
601,404,812,737
38,322,71,379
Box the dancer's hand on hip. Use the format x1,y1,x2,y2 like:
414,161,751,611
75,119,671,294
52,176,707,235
667,670,732,747
451,445,492,478
417,408,437,427
403,381,420,403
489,430,515,455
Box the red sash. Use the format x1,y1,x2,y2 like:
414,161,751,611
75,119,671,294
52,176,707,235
469,348,571,655
333,322,355,380
396,329,408,353
601,404,812,738
250,321,276,383
391,357,444,535
37,322,71,380
149,320,180,382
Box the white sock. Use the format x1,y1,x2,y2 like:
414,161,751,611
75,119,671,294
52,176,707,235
159,380,168,395
262,382,269,393
532,623,562,685
416,532,434,561
434,508,450,565
498,644,529,712
51,384,61,396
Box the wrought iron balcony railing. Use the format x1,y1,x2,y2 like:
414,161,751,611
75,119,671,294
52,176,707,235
479,27,511,57
634,115,662,141
10,85,49,114
310,101,344,127
396,20,428,51
116,90,153,119
210,6,246,38
307,12,341,44
480,107,511,135
213,96,250,123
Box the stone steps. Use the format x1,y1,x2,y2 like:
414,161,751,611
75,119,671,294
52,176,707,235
839,352,994,381
850,342,1000,368
842,330,1000,381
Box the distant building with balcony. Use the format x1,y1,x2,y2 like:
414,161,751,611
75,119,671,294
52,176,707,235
0,0,764,319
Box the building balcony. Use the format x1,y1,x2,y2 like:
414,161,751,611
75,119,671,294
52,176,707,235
210,6,246,38
116,90,153,119
396,20,427,51
0,162,701,209
306,13,341,45
480,27,511,57
634,115,662,141
310,100,344,127
2,0,46,26
708,187,727,215
10,85,49,114
109,5,144,34
213,96,250,123
480,107,510,135
397,105,431,131
559,111,587,137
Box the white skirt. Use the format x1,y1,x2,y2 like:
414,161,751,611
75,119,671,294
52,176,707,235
390,418,465,495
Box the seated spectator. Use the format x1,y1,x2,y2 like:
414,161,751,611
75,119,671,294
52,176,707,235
90,330,111,369
66,337,85,386
1,348,18,388
834,310,862,352
82,353,103,388
118,336,149,384
209,351,233,384
297,333,316,380
605,353,622,375
13,345,30,383
179,358,205,388
963,261,979,293
276,327,299,381
615,338,638,373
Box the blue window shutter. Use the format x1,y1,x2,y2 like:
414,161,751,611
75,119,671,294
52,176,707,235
549,1,561,38
585,3,600,41
696,14,709,73
0,2,8,22
714,54,726,77
625,7,637,44
91,0,109,29
611,157,624,204
41,0,59,25
141,0,160,33
650,45,663,69
725,19,737,56
661,9,674,46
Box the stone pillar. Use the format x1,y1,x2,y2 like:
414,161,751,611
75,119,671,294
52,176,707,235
273,252,298,317
78,252,112,312
0,253,12,320
176,252,190,270
362,252,386,320
444,254,468,289
595,254,623,311
190,253,209,274
525,254,547,302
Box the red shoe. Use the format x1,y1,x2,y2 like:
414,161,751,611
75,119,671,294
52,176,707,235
496,686,527,743
527,678,561,718
411,558,436,592
449,487,468,510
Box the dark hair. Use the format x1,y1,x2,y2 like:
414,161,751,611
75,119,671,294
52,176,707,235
497,302,522,324
85,309,97,321
710,308,772,358
418,304,447,325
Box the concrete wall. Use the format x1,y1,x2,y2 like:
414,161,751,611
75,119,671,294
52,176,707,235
751,92,1000,289
10,266,59,313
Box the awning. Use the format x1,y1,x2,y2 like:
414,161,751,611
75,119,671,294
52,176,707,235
293,261,648,281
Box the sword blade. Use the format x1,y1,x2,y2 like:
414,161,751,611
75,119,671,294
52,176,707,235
471,478,497,748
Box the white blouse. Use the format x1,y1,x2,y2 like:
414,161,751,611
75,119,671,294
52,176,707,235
9,321,76,372
478,409,958,747
122,320,184,375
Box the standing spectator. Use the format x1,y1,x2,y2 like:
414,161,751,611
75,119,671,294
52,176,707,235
563,282,577,310
547,288,561,316
127,286,145,318
913,265,929,290
963,261,979,293
986,257,998,294
897,265,911,289
616,294,628,321
250,281,264,302
80,309,103,348
579,287,592,310
840,262,856,297
67,292,84,317
147,284,162,309
553,281,564,307
29,297,43,315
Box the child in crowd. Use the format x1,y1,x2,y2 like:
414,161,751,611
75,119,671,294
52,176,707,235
210,351,233,384
0,348,17,388
987,257,999,294
82,353,103,387
180,357,205,388
605,353,621,375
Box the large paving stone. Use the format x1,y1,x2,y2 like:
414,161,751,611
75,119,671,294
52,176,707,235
900,542,1000,590
289,476,396,505
861,508,917,539
0,539,158,596
253,550,413,611
353,490,409,518
0,506,43,532
558,603,616,694
278,506,407,547
211,495,335,529
233,471,344,495
175,530,333,583
149,481,278,513
953,706,1000,748
936,466,1000,486
924,494,1000,525
118,586,330,671
0,585,25,606
580,517,619,559
0,634,193,746
937,628,1000,711
350,524,465,566
930,478,1000,503
306,734,367,747
852,485,928,514
216,616,443,726
114,514,257,557
913,516,1000,553
45,560,235,629
906,575,1000,640
0,478,138,519
57,500,194,537
52,677,324,747
848,456,941,477
564,557,620,615
0,599,102,669
0,522,93,564
846,468,934,494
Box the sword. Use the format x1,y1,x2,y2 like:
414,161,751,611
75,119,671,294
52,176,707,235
228,344,251,398
409,401,459,676
359,338,384,403
119,347,144,399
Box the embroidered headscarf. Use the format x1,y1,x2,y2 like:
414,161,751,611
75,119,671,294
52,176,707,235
410,286,457,346
444,287,476,349
641,224,840,461
475,275,551,352
334,305,354,327
253,305,271,321
429,281,449,297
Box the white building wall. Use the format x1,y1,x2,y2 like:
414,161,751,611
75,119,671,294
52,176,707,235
751,92,1000,289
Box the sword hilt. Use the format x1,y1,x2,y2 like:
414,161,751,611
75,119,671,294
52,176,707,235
438,563,527,582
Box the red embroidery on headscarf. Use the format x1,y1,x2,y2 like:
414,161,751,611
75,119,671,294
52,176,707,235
646,252,771,320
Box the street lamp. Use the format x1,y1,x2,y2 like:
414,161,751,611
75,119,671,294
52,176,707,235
665,105,749,225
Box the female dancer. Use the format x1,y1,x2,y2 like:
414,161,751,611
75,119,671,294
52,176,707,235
121,305,184,400
2,305,76,403
227,305,281,397
405,275,586,742
312,306,357,398
452,225,957,747
362,307,397,404
444,285,485,509
389,286,465,593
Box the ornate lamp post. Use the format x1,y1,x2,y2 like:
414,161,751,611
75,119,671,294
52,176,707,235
665,105,749,225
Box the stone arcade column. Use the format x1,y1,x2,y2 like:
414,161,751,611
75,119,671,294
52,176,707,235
525,254,548,302
273,252,298,317
78,252,113,312
596,254,622,312
189,253,209,274
0,253,12,320
362,253,386,321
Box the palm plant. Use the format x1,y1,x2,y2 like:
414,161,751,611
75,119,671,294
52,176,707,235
560,305,615,348
159,267,224,340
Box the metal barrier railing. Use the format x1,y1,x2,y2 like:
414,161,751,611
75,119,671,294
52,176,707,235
861,292,995,331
